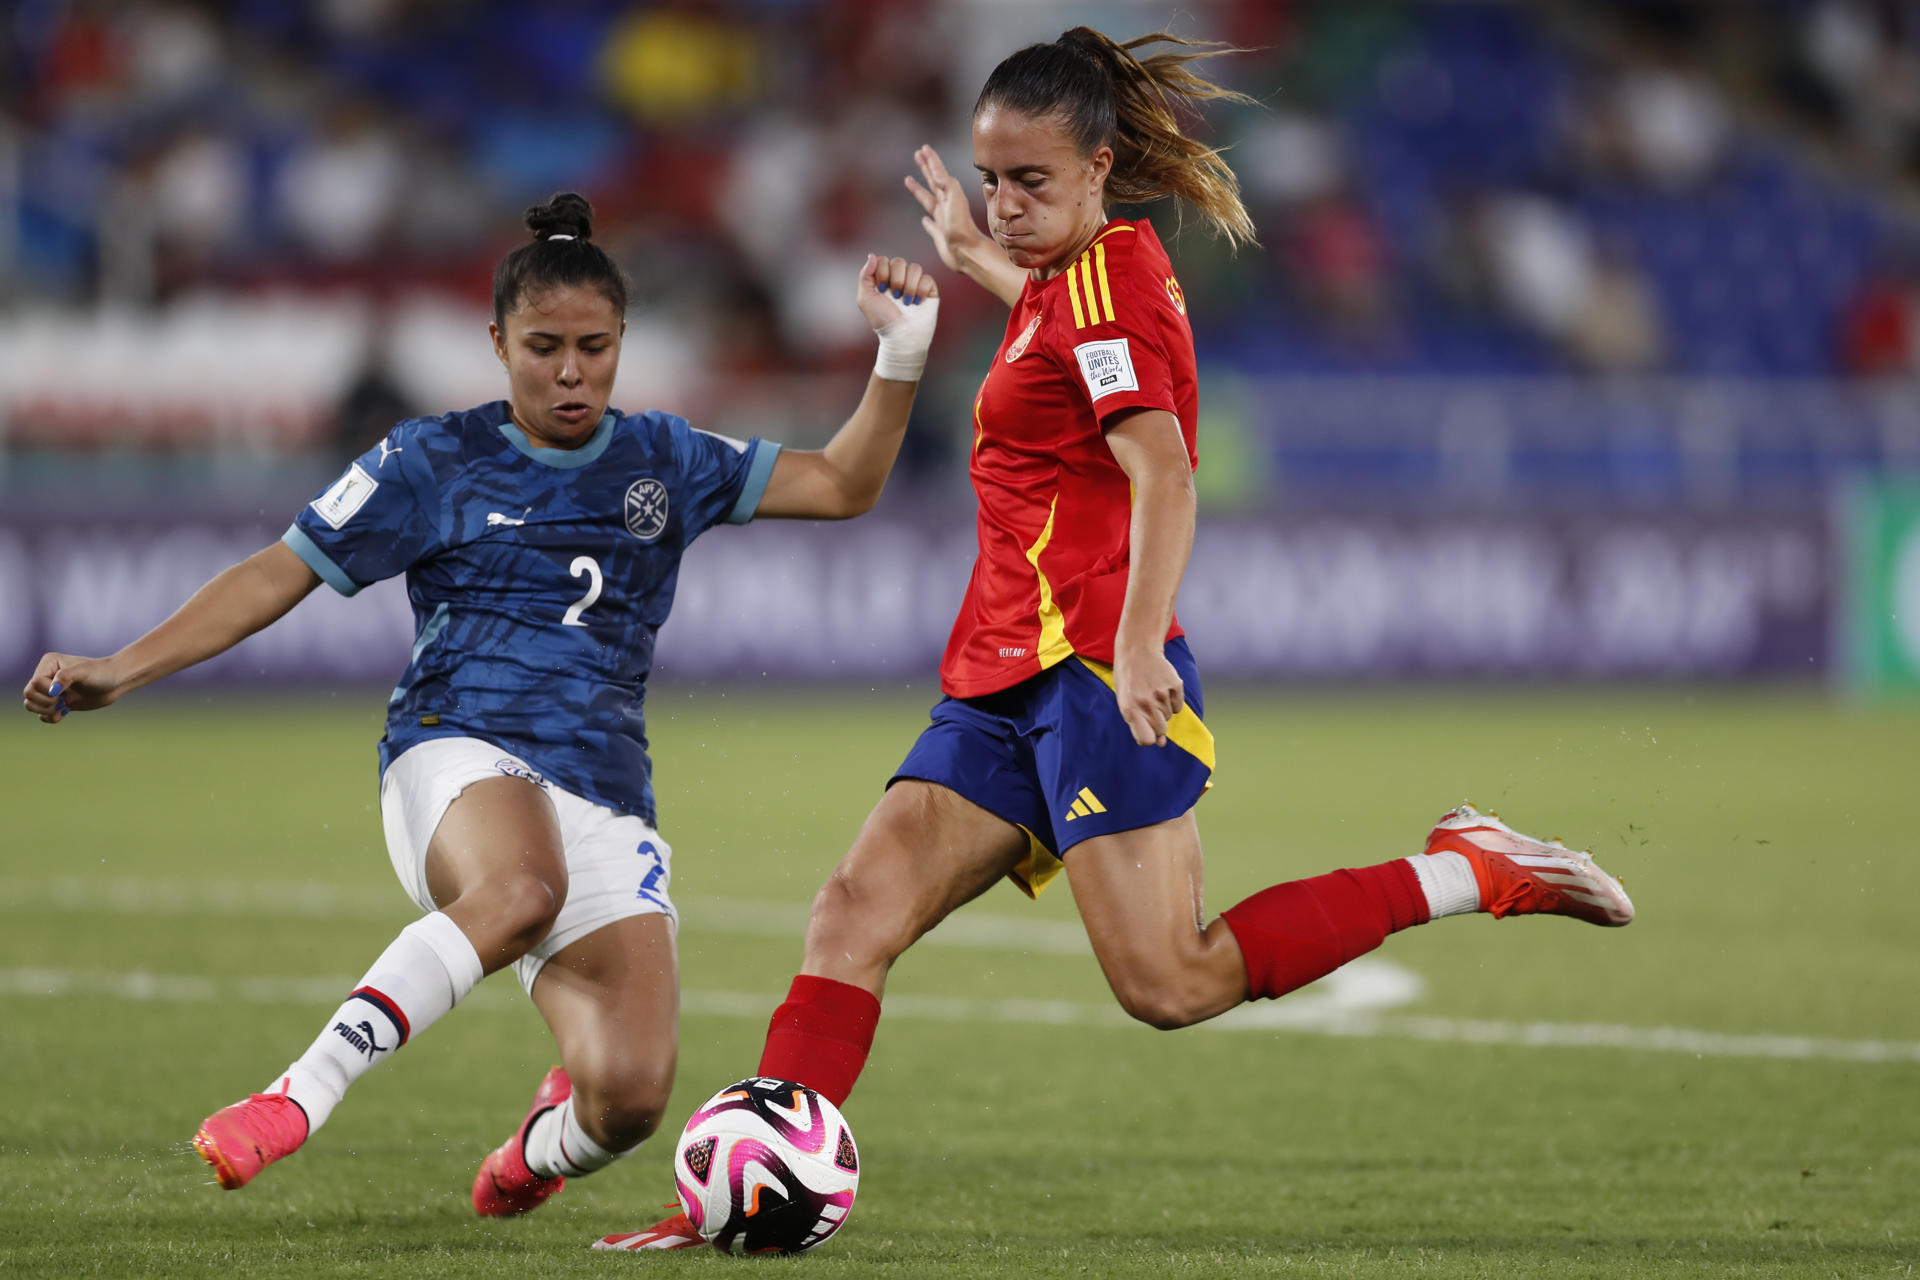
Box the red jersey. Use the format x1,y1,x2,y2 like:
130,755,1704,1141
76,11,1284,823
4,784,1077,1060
939,218,1198,699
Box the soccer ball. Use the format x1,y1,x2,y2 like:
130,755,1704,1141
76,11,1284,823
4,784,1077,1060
673,1077,860,1255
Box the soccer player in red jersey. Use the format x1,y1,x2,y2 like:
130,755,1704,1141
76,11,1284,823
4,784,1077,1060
605,27,1634,1253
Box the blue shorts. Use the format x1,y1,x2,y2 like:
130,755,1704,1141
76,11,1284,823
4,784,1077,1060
892,637,1215,897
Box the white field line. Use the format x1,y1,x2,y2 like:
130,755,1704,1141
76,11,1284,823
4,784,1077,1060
0,877,1093,955
2,965,1915,1066
7,877,1914,1064
0,875,1417,1014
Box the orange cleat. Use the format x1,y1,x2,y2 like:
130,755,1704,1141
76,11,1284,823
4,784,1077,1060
193,1087,310,1190
473,1066,571,1217
1423,803,1634,927
592,1208,708,1251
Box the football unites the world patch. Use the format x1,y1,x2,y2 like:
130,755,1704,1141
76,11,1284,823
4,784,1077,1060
1072,338,1139,401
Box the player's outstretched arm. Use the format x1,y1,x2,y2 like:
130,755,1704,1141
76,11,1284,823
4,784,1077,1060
756,254,939,521
21,540,322,723
906,145,1025,308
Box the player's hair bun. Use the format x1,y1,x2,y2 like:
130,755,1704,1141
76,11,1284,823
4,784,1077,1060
493,190,628,326
525,192,595,243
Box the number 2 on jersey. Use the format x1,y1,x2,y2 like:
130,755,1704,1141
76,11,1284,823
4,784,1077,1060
562,555,603,627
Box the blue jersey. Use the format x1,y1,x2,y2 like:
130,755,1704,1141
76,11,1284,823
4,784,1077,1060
283,400,780,825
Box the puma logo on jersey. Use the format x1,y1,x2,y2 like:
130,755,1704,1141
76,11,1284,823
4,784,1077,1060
486,512,526,527
377,438,404,467
1063,787,1107,821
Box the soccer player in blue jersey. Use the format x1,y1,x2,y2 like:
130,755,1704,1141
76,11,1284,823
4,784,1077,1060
19,192,941,1215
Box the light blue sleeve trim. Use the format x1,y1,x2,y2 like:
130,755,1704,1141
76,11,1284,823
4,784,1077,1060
282,524,362,597
724,440,782,525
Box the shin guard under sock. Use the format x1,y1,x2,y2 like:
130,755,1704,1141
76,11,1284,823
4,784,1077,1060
1220,861,1429,1001
757,975,881,1107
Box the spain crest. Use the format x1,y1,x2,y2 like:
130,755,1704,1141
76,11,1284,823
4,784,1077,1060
1005,312,1043,362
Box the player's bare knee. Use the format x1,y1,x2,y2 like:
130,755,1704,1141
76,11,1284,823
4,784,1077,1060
805,871,910,970
481,872,565,954
1113,990,1197,1031
1109,970,1214,1031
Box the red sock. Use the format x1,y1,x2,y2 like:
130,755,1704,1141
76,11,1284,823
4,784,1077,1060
757,975,881,1107
1220,861,1429,1001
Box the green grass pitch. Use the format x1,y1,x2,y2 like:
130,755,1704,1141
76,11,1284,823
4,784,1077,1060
2,686,1915,1277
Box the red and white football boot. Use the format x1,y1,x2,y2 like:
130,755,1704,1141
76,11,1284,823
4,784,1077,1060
1423,803,1634,927
592,1207,707,1251
473,1066,571,1217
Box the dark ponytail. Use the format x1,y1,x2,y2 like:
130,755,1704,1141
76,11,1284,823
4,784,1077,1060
976,27,1258,249
492,192,632,327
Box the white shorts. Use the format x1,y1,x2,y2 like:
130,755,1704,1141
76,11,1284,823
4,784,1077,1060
379,737,677,994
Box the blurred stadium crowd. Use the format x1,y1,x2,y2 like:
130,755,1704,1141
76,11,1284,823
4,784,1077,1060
2,0,1919,500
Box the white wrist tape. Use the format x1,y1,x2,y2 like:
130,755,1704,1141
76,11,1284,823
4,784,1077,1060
873,294,940,382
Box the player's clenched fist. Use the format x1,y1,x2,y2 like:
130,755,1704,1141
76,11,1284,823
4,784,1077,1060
857,253,940,382
20,652,120,723
1112,647,1186,748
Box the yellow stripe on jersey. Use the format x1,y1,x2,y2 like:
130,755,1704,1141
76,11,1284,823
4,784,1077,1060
1093,241,1116,323
1063,240,1122,330
1073,655,1217,775
1022,496,1076,670
973,395,984,453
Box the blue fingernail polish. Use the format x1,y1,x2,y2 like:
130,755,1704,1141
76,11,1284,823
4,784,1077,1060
892,289,903,299
48,681,62,697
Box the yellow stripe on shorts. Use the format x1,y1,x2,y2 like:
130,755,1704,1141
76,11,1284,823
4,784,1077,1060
1073,656,1216,772
1007,823,1064,899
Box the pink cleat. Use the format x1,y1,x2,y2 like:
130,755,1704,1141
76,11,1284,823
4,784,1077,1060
1424,803,1634,927
592,1208,708,1251
473,1066,571,1217
193,1086,310,1190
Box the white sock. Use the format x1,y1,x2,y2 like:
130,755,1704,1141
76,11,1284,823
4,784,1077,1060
1405,852,1482,919
266,911,483,1133
525,1098,623,1178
